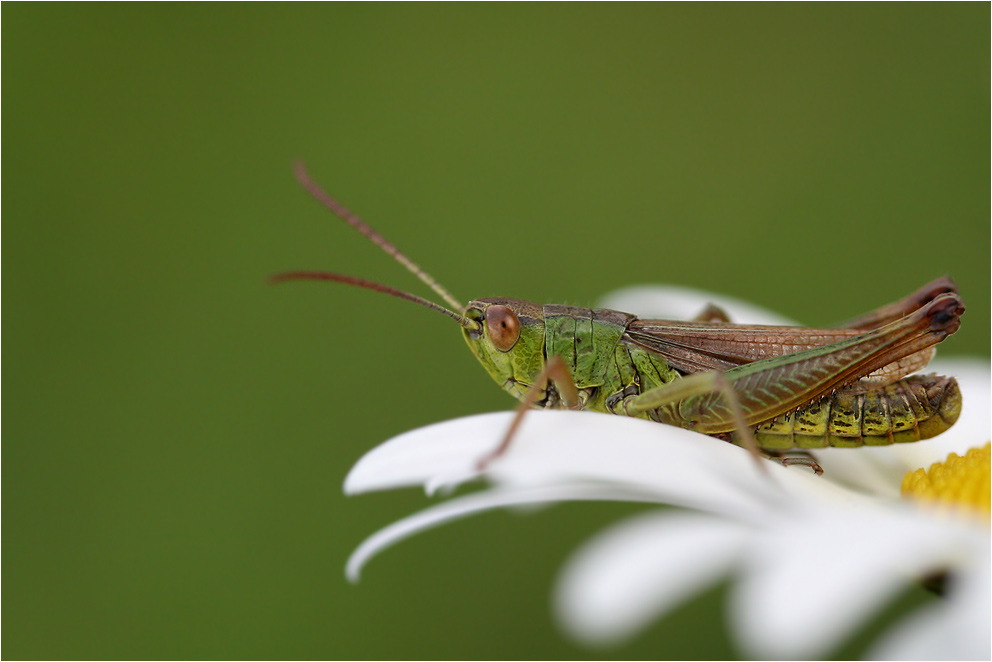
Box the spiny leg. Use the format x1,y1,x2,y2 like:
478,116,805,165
476,355,581,471
831,280,959,378
630,372,819,475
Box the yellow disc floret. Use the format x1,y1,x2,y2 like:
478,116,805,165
902,442,991,519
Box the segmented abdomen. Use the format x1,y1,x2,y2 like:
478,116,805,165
753,373,961,450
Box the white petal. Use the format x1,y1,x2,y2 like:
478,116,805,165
482,412,771,517
345,409,839,522
345,482,667,583
809,447,907,498
730,505,985,659
343,413,498,495
598,285,799,325
554,510,749,645
868,551,991,661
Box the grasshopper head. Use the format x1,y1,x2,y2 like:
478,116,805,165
462,298,546,402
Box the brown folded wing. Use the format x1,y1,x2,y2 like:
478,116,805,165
623,319,935,385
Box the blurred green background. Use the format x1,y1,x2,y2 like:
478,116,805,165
4,4,988,659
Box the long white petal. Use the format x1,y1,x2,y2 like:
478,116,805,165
598,285,799,325
554,510,749,645
343,413,497,495
344,409,851,522
868,552,991,661
345,483,666,583
730,505,985,659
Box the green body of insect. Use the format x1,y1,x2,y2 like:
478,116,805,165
277,164,964,456
461,291,962,450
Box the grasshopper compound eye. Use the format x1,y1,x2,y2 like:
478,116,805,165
485,305,520,352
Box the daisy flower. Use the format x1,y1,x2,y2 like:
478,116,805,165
344,286,991,660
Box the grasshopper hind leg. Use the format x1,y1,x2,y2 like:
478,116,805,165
626,371,768,474
837,277,958,330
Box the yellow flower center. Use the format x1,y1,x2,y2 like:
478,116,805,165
901,442,991,519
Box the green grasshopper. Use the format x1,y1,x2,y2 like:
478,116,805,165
275,164,964,473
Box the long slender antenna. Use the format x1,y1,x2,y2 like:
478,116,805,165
270,271,477,329
294,162,465,313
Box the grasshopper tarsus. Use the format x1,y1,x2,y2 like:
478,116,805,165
776,453,824,475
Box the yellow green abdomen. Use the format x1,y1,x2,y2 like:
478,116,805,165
753,373,961,450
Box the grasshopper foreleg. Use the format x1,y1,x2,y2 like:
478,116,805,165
476,355,581,471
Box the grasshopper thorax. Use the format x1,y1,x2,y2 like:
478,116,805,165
462,298,547,400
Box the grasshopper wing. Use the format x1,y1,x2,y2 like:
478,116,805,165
623,321,936,385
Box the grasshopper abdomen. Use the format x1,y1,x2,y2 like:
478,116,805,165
753,373,961,450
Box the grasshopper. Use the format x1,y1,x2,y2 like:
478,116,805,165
275,164,964,473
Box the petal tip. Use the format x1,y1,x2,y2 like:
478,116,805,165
345,550,368,584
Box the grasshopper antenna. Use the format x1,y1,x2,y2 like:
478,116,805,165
270,271,477,329
294,162,466,314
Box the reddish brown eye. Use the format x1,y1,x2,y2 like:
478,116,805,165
485,304,520,352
